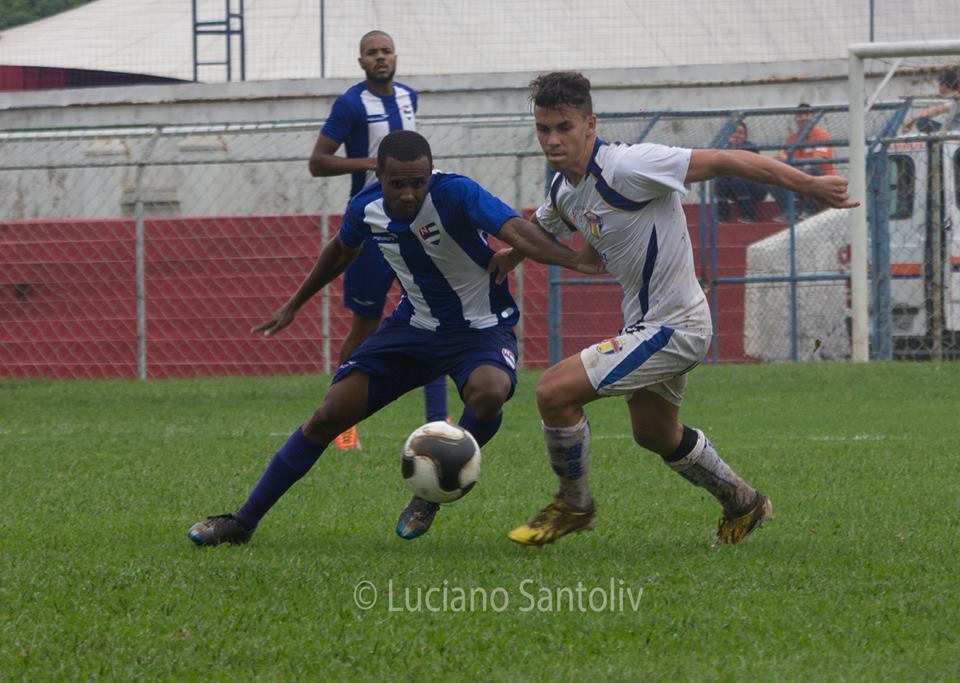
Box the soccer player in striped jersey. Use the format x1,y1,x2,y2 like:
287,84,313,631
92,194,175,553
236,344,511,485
187,130,601,546
503,72,858,547
309,30,446,449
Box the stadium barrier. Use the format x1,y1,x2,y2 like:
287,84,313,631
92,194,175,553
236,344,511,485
2,104,958,379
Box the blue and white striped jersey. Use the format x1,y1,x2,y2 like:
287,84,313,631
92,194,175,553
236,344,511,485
320,81,417,197
536,139,712,336
339,172,520,331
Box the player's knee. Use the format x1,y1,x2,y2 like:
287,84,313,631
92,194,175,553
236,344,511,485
535,372,569,414
463,387,506,419
303,405,349,442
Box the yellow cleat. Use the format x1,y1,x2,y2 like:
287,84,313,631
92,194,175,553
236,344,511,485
333,425,361,450
508,496,597,546
713,492,773,546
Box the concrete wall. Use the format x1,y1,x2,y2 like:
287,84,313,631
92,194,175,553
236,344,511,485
0,59,944,130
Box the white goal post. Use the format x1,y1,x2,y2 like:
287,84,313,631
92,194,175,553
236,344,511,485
848,39,960,362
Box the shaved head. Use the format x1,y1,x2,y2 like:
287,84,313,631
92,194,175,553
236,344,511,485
359,30,393,54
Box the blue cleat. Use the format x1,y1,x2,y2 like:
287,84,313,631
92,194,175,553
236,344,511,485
187,513,253,546
396,496,440,540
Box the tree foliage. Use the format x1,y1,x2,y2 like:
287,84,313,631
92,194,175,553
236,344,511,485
0,0,97,32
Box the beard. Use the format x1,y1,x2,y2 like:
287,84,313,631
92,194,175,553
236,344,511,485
366,65,395,84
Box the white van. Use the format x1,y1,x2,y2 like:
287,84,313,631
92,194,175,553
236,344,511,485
744,136,960,360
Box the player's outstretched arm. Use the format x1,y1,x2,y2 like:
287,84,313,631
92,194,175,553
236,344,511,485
252,236,361,336
308,134,377,177
495,217,605,276
685,149,859,210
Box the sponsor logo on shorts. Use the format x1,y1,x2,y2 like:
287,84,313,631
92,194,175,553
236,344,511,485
501,347,517,370
596,337,623,355
418,222,441,245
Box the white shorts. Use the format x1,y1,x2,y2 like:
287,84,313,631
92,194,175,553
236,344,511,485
579,323,710,406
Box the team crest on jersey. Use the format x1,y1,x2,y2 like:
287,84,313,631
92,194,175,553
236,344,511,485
401,103,414,120
596,337,623,355
501,347,517,370
418,222,441,245
585,210,603,239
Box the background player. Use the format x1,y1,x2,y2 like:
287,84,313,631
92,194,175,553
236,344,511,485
189,130,602,546
499,72,857,547
309,29,446,449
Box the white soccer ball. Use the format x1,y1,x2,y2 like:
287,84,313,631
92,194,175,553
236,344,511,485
401,421,481,504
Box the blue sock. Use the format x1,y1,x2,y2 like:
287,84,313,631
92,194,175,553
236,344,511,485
234,428,326,530
423,376,448,423
458,406,502,448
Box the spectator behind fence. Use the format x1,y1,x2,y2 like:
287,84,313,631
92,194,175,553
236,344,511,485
715,122,769,222
902,66,960,134
772,103,836,219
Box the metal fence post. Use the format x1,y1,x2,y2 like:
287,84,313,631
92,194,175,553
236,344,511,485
133,127,162,380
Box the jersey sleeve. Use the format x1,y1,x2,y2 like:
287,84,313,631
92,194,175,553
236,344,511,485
534,172,576,237
613,143,691,200
338,197,369,248
534,199,572,237
448,176,518,235
319,94,359,145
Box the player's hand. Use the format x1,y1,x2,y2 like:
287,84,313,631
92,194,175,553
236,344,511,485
252,302,298,337
811,175,860,209
902,118,915,132
573,245,606,275
487,247,523,284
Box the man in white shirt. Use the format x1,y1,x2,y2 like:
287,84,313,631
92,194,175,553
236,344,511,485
501,71,857,547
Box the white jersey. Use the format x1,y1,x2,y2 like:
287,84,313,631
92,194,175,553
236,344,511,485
536,139,712,335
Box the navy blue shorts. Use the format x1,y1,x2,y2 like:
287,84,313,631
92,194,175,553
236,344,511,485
342,241,396,320
332,316,519,416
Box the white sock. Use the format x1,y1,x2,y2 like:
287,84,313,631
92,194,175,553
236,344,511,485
543,413,593,510
665,428,755,516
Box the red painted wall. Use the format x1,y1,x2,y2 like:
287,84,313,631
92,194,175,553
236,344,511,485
0,213,781,378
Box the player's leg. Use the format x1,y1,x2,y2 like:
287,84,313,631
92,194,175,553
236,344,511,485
397,327,517,540
507,353,601,546
187,370,370,546
628,384,772,545
422,376,448,423
335,243,393,448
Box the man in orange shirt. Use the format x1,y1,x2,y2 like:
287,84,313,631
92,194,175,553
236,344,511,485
772,103,835,219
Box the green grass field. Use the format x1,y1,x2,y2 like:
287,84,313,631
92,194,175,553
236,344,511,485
2,363,959,681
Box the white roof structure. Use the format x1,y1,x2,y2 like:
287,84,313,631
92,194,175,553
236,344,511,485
1,0,959,83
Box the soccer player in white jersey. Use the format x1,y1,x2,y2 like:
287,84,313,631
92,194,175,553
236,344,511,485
187,130,601,546
309,30,447,449
503,72,858,546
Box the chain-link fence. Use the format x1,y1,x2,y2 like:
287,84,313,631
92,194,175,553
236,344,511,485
3,103,957,379
0,116,556,379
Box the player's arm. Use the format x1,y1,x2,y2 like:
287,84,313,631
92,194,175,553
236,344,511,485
308,134,377,177
903,103,950,131
493,216,605,279
685,149,859,210
252,236,361,336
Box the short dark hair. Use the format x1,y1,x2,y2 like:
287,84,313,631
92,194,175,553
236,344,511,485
529,71,593,116
939,66,959,92
377,130,432,171
359,30,392,54
797,102,812,110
